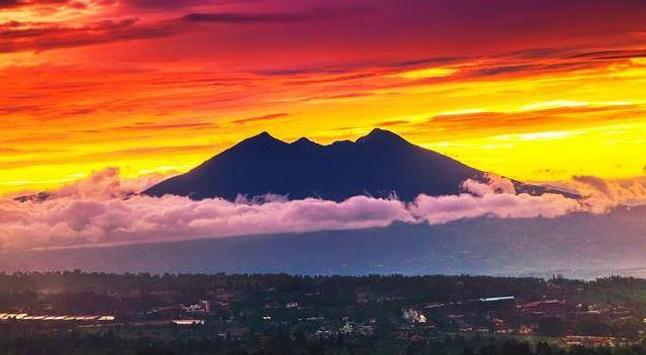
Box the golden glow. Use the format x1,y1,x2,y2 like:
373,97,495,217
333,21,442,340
520,100,588,112
425,122,646,182
1,1,645,195
2,55,646,194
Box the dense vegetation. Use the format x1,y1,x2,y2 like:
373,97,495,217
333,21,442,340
1,271,644,307
0,272,644,355
0,331,644,355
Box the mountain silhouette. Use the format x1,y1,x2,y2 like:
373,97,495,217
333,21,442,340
144,128,558,201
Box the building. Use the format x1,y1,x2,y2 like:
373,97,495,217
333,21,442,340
172,319,206,326
522,299,567,316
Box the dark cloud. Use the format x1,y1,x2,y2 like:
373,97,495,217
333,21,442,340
0,0,74,9
292,92,374,104
233,113,288,125
256,56,466,78
121,0,212,9
121,122,215,131
467,64,536,77
255,66,351,76
399,104,645,141
60,107,97,116
458,49,643,80
119,0,262,10
378,120,409,127
388,56,466,68
98,144,215,157
504,47,573,59
567,49,646,60
0,147,23,153
0,17,178,53
0,104,45,114
72,122,216,134
182,12,311,24
182,6,371,24
285,73,376,85
0,5,371,53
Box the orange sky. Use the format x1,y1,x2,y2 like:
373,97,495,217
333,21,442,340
1,0,646,194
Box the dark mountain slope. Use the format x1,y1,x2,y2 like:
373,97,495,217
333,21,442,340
144,128,485,201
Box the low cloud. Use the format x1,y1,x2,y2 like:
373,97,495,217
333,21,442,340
25,167,171,200
414,179,582,224
0,193,413,250
8,167,172,202
567,175,646,212
1,168,644,251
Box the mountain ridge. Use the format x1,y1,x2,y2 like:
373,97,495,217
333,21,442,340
144,128,487,201
12,129,577,203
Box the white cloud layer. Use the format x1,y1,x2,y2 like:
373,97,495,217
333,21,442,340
549,175,646,213
0,168,643,251
413,179,582,224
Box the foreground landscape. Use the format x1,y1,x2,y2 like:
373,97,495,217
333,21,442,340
0,272,644,354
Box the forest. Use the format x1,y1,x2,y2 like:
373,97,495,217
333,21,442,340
0,272,644,355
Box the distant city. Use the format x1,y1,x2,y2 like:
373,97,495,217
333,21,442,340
0,272,643,354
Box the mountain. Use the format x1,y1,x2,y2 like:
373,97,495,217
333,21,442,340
145,128,491,201
2,205,644,279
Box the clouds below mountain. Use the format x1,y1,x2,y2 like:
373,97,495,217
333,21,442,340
552,175,646,213
414,178,582,224
0,191,413,251
0,168,643,251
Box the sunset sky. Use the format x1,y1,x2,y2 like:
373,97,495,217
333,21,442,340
2,0,646,195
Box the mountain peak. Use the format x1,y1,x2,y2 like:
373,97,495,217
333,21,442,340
291,137,320,147
252,131,279,141
236,131,285,148
356,128,408,145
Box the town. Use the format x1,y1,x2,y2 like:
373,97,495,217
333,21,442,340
0,272,644,354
